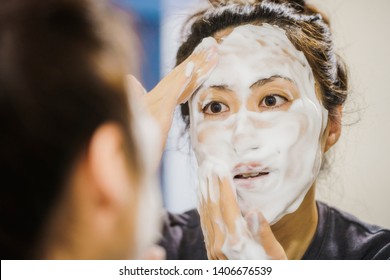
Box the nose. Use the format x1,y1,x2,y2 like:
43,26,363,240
231,112,260,156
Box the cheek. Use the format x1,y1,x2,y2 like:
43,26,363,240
193,120,231,143
254,116,302,152
197,125,223,144
192,122,233,160
281,112,323,175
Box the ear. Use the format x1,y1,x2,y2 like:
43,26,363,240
41,123,137,259
71,123,139,258
87,123,136,211
323,106,342,152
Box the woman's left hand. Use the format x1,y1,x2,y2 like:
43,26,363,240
127,43,218,153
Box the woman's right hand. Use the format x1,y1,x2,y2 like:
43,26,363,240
198,162,287,260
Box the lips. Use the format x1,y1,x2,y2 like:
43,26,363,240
232,162,270,186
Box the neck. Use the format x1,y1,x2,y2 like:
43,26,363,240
41,220,105,260
271,186,318,260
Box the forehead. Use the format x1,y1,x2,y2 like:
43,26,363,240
214,24,303,60
213,26,235,42
205,24,311,89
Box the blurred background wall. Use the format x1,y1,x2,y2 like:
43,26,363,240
115,0,390,228
114,0,161,91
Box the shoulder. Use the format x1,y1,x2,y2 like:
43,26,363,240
304,201,390,260
158,209,207,260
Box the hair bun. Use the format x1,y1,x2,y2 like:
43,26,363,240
208,0,257,7
208,0,307,8
291,0,305,6
290,0,305,11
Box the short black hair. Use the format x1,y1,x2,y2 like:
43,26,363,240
0,0,138,259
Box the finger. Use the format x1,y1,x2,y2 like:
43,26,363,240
245,212,287,260
199,194,216,259
205,175,221,259
200,174,228,260
177,46,218,104
126,74,147,99
198,174,218,260
142,43,218,152
141,245,166,260
148,44,216,105
209,175,227,260
173,37,217,77
147,36,218,107
219,176,241,236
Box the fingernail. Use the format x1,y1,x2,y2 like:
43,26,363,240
194,37,218,54
185,61,195,77
257,211,266,223
206,48,218,62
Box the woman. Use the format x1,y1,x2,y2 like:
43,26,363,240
0,0,217,259
159,0,390,259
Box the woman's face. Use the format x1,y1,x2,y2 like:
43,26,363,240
189,24,328,224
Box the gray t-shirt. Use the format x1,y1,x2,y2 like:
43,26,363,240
159,201,390,260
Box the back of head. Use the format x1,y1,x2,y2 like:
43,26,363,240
0,0,138,259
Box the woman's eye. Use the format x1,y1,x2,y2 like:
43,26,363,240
202,101,229,115
260,95,288,108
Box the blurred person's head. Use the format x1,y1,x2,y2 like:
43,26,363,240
0,0,162,259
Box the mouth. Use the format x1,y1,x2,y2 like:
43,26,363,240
232,162,270,187
233,171,269,180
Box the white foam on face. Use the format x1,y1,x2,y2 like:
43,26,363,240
189,24,328,258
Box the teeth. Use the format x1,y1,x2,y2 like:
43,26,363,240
234,171,270,179
242,172,260,178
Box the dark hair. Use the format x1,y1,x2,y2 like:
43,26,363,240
0,0,139,259
177,0,348,124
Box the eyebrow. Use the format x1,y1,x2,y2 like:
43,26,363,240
205,75,294,92
208,85,234,91
250,75,294,88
